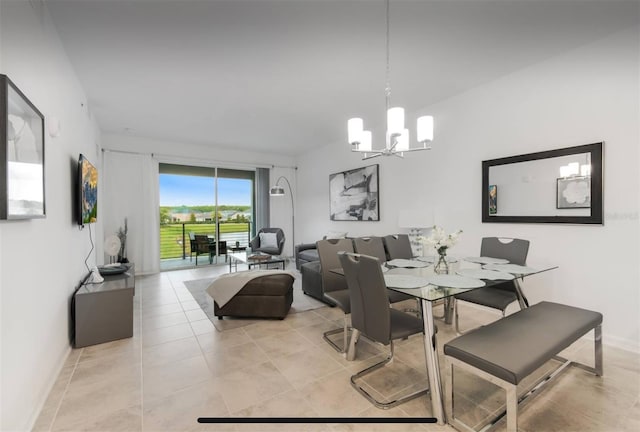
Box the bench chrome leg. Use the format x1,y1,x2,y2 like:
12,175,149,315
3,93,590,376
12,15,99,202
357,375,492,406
506,384,518,432
595,324,603,376
448,361,455,426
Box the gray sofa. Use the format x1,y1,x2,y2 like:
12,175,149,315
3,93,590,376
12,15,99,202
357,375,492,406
295,243,319,270
297,235,412,306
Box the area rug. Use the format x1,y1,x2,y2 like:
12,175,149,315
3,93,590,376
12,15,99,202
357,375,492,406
183,274,326,331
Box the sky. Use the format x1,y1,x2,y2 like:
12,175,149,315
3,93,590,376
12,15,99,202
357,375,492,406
159,174,252,207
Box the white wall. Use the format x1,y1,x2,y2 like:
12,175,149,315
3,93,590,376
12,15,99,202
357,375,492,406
296,27,640,351
101,134,296,261
0,2,103,430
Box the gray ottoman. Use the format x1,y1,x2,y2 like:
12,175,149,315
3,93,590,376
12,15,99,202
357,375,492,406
213,273,294,319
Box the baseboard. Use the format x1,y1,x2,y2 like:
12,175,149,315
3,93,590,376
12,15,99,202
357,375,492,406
25,344,72,431
600,333,640,354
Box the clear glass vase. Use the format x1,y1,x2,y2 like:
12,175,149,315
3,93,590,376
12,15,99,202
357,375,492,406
434,250,449,275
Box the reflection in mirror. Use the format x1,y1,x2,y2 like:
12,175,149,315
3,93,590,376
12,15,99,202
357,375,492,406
482,142,603,224
488,153,591,217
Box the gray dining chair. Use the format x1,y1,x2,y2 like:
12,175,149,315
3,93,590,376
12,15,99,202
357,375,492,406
353,236,419,310
454,237,530,334
382,234,413,260
339,252,429,409
317,238,355,354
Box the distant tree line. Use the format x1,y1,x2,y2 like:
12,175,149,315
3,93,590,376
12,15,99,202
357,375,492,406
160,205,251,225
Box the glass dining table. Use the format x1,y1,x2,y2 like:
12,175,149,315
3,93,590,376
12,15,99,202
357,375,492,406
335,257,558,425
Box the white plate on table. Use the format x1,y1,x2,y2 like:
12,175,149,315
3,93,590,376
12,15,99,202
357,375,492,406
425,274,486,289
482,263,538,275
456,268,515,281
384,274,430,289
464,256,510,265
385,259,428,268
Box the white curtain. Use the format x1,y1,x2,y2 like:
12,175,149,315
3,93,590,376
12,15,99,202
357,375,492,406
255,167,270,233
103,151,160,274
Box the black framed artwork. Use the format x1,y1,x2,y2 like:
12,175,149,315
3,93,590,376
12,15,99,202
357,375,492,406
0,74,45,219
329,164,379,221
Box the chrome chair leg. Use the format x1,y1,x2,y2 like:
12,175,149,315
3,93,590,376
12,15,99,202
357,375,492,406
323,314,351,355
350,340,429,409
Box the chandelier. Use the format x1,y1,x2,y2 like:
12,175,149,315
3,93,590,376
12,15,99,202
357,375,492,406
347,0,434,160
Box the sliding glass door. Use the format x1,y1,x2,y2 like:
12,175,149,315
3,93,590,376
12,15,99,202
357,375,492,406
159,164,255,269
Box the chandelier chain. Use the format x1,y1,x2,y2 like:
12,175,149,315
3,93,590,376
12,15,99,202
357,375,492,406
385,0,391,111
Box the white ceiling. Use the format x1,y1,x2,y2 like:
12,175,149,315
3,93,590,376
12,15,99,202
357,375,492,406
46,0,638,156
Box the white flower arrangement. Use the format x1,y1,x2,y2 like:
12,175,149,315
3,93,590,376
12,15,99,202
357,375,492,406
420,225,463,255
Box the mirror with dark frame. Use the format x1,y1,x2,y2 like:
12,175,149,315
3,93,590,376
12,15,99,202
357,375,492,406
482,142,603,224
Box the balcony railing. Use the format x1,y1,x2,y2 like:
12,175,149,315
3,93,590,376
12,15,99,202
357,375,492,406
160,222,252,260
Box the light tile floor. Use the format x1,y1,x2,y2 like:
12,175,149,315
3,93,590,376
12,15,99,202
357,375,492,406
33,264,640,432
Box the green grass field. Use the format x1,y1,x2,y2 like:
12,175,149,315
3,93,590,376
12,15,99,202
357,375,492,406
160,223,250,259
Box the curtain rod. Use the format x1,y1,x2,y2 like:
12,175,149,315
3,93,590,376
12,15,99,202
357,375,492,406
101,148,297,170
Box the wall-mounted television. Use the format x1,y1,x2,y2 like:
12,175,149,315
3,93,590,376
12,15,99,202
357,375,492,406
78,154,97,225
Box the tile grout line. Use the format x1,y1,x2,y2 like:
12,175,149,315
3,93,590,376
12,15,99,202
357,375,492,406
138,274,146,431
170,271,236,419
46,346,83,432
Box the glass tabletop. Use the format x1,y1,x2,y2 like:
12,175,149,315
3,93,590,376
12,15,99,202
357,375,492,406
230,251,283,264
384,259,557,302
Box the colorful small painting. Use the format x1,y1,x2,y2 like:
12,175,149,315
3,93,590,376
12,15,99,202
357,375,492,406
489,184,497,215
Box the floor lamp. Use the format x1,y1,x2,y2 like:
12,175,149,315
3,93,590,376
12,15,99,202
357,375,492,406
270,176,294,257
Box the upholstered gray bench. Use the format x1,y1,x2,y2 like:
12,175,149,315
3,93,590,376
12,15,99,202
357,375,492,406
444,301,603,432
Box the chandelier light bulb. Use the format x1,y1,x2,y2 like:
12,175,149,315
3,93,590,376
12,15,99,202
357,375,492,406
347,118,364,145
417,116,434,143
387,107,405,136
396,129,409,151
360,130,372,152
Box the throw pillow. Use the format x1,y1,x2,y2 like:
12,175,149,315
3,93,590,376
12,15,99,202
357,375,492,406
259,232,279,249
324,231,348,240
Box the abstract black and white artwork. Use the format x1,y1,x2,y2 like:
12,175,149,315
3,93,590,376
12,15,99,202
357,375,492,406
329,164,379,221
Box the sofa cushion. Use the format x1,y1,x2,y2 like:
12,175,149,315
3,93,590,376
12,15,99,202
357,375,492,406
299,249,319,263
324,231,348,239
